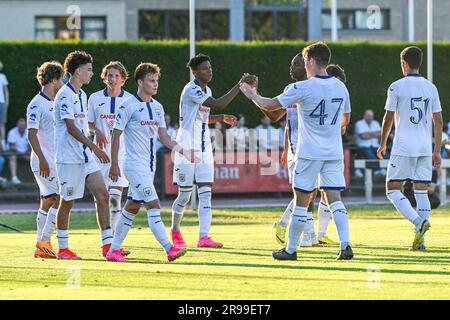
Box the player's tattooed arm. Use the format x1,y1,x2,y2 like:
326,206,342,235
64,119,110,164
377,111,394,160
203,73,257,111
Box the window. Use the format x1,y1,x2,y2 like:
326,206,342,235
35,16,106,40
139,10,229,40
245,1,307,41
322,9,390,30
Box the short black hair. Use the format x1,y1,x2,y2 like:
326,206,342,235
187,54,211,69
302,42,331,69
401,46,423,69
326,64,346,82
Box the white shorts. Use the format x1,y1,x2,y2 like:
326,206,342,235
173,162,214,186
56,161,100,201
124,169,158,203
387,155,432,183
33,168,59,199
98,161,129,188
293,158,346,192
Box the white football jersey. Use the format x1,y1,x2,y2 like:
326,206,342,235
27,91,56,171
114,94,166,172
277,75,351,160
283,83,299,161
87,88,132,161
385,74,442,157
54,83,93,164
175,79,213,162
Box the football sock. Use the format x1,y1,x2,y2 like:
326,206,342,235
286,206,307,254
279,199,294,228
198,186,212,238
147,208,172,252
387,190,421,225
56,229,69,249
318,201,332,238
109,188,122,233
36,209,48,240
171,187,192,231
111,209,135,251
101,227,113,246
329,201,350,250
40,207,57,241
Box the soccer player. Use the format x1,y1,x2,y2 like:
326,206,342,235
240,42,353,260
377,46,442,251
88,61,132,233
27,61,64,258
106,62,198,262
170,54,255,249
53,51,112,260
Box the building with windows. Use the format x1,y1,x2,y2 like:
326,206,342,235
0,0,449,42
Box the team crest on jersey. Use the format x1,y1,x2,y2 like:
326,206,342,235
179,173,186,182
66,187,74,197
143,187,152,197
155,109,161,118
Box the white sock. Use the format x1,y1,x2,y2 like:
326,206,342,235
387,190,421,225
306,211,315,234
56,229,69,249
286,206,307,254
329,201,350,250
109,189,122,233
40,207,57,241
101,227,113,246
414,190,431,221
147,208,172,252
36,209,48,240
279,199,294,227
111,209,135,251
171,187,192,231
318,201,332,238
198,186,212,238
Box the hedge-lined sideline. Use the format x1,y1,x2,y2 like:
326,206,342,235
0,40,448,130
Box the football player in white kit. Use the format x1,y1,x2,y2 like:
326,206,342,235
240,42,353,260
53,51,112,260
27,61,64,258
170,54,256,250
106,63,198,262
377,46,443,251
88,61,132,235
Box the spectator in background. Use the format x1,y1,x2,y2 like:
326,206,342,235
0,155,5,185
255,116,277,151
227,114,248,151
354,109,384,177
0,61,9,149
7,118,29,185
441,123,450,158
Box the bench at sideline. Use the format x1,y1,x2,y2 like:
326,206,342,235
354,159,450,205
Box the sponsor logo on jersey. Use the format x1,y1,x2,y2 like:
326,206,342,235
30,105,38,110
99,102,106,106
138,108,144,112
100,114,115,119
136,184,141,188
74,113,86,119
140,120,159,126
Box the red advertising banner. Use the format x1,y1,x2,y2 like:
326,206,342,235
164,150,351,195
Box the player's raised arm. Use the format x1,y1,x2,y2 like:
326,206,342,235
203,73,256,111
239,82,284,112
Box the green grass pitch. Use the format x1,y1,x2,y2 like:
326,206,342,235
1,205,450,299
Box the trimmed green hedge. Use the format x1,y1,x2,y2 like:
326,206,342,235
0,40,448,130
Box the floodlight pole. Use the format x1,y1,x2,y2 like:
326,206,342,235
427,0,433,82
331,0,338,42
189,0,198,210
408,0,415,42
